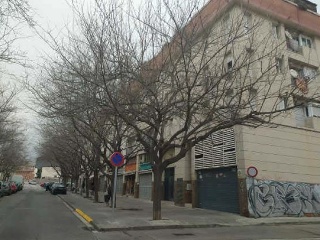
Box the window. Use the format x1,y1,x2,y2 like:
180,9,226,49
272,23,280,39
300,35,312,48
249,89,258,111
307,103,320,117
223,14,231,32
277,97,287,111
275,57,284,73
139,153,152,163
295,102,320,127
227,60,233,71
225,53,233,73
244,12,252,34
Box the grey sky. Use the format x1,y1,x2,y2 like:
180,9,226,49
6,0,320,163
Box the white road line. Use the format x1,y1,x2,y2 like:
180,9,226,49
59,197,94,230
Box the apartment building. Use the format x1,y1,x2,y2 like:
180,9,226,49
117,0,320,218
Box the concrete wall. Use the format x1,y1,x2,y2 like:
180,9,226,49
237,125,320,184
247,178,320,217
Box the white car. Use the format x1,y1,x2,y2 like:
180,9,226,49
29,180,37,185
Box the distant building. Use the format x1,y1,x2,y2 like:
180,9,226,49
14,166,35,181
35,157,60,181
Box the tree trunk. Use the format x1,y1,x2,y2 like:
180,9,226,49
74,176,79,193
85,173,90,198
93,169,99,202
153,165,162,220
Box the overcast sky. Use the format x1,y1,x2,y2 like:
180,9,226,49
6,0,320,163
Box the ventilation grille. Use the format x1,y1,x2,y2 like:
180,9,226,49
195,128,236,170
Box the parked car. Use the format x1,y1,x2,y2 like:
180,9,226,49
1,182,12,196
0,182,5,197
10,175,24,191
10,181,17,193
46,182,55,191
13,181,23,191
29,179,37,185
50,183,67,195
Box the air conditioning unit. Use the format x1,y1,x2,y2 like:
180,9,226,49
289,39,300,52
302,67,316,80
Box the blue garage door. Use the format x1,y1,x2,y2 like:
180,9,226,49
197,167,239,213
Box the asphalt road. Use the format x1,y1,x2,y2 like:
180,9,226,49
1,185,320,240
0,184,95,240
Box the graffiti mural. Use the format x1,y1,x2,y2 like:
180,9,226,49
247,179,320,217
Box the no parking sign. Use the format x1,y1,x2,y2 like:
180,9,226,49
110,152,125,167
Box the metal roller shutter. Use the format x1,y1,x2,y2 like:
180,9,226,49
139,173,152,200
197,167,239,213
116,175,123,194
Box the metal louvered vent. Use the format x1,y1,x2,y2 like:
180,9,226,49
194,128,236,170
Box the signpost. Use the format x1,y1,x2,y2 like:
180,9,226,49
110,152,125,211
247,166,258,218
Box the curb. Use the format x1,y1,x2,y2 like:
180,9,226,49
57,195,100,231
97,220,320,232
98,224,223,232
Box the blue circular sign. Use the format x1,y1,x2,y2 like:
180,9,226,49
110,152,125,167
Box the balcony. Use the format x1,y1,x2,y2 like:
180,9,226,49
286,32,319,67
287,39,302,54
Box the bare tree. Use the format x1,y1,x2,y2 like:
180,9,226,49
30,0,141,203
0,0,33,179
96,0,320,220
0,0,33,64
31,0,319,220
0,124,27,180
0,84,26,179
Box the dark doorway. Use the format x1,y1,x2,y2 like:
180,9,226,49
125,175,135,196
164,167,174,201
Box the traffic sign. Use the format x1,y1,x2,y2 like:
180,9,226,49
247,166,258,178
110,152,125,167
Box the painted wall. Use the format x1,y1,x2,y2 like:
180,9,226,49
247,178,320,217
238,125,320,184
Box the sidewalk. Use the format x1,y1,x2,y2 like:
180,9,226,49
58,192,320,232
